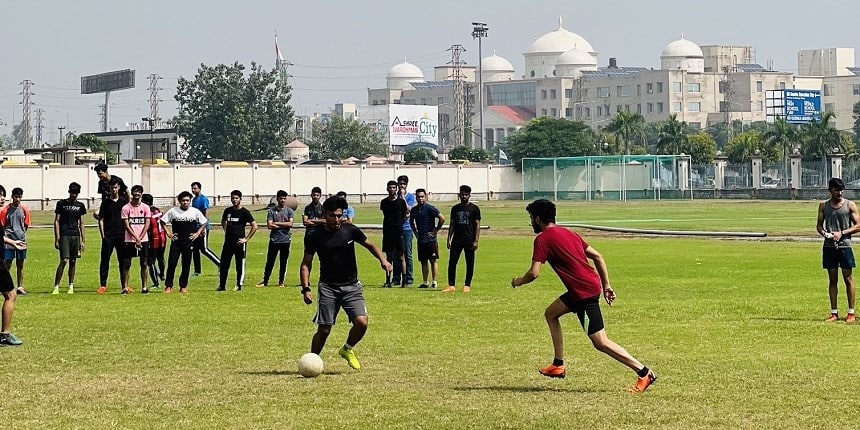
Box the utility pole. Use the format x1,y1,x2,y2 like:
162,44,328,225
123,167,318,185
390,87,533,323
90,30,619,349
448,44,466,149
471,22,488,150
20,80,34,149
147,73,162,128
58,126,66,146
34,108,44,147
99,104,107,133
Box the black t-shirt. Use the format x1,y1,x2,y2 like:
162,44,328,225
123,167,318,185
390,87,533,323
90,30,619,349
100,197,128,238
55,199,87,236
379,197,407,233
221,207,255,241
303,203,324,233
304,224,367,287
97,175,129,200
450,202,481,244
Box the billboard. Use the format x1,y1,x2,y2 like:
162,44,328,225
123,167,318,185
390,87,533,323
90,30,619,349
81,69,136,94
783,89,821,124
388,105,438,147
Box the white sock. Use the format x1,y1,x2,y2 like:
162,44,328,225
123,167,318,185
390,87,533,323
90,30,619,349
849,308,855,314
343,343,354,350
53,285,59,289
832,309,839,314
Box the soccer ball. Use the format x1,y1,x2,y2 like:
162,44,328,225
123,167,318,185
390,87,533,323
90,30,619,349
297,352,324,378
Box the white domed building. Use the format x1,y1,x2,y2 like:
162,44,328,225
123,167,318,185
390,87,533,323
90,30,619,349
387,58,425,90
524,18,598,78
661,36,705,72
555,47,599,78
481,51,515,82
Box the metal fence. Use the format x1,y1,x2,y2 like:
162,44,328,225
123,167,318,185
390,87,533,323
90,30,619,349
522,155,690,201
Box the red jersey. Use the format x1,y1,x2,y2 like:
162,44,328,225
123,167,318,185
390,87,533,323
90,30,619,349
148,206,167,249
532,226,602,301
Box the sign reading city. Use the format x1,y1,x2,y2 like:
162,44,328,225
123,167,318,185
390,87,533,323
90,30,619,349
783,89,821,124
388,105,439,147
80,69,136,94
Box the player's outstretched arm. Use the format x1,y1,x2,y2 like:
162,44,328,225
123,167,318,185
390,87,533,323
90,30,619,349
511,260,542,288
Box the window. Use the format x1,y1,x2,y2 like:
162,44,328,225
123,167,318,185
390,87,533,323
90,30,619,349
437,97,444,104
636,104,642,114
755,101,764,111
617,85,631,97
496,129,506,142
854,84,860,95
672,82,682,93
657,102,664,112
597,106,604,116
647,102,654,113
582,89,589,98
657,82,664,93
616,105,623,113
420,98,427,105
530,70,535,77
564,88,573,98
825,103,836,113
550,89,557,99
688,122,701,129
550,108,557,117
541,90,547,100
584,107,591,118
687,102,701,112
687,82,701,93
823,84,833,96
597,87,610,98
756,81,763,92
672,102,682,112
779,81,786,89
565,108,573,117
541,108,547,116
624,105,630,112
485,129,494,148
719,101,728,112
603,104,610,116
637,84,641,96
646,83,654,94
719,81,729,93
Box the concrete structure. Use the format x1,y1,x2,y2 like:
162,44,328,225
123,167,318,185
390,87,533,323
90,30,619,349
90,128,182,164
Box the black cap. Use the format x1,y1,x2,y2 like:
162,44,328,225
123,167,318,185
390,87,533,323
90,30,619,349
68,182,81,193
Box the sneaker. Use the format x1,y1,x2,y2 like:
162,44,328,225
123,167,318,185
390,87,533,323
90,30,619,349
233,286,242,292
52,286,60,295
462,286,471,293
97,286,107,295
826,313,839,322
121,287,132,295
141,288,149,294
255,281,267,288
179,287,188,294
191,272,200,278
539,364,566,379
0,333,23,346
338,346,361,370
382,283,392,288
67,287,74,295
847,313,856,324
163,287,173,294
418,283,429,289
431,281,438,289
442,286,456,293
277,283,285,288
215,287,226,292
16,287,27,296
629,370,657,393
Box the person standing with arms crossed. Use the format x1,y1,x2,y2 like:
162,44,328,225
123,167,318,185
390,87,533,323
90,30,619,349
410,188,445,289
817,177,860,323
217,190,257,292
0,188,31,296
511,199,657,393
53,182,86,295
161,191,207,294
120,185,151,294
445,185,481,293
257,190,294,288
191,181,220,276
300,196,391,370
380,181,407,288
96,179,128,294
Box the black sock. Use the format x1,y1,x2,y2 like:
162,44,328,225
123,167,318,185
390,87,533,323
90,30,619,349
553,358,564,366
637,366,650,377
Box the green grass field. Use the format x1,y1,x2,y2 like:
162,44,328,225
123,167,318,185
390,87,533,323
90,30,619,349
2,200,851,429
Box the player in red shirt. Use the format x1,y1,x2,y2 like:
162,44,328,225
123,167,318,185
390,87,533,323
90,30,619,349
510,199,656,393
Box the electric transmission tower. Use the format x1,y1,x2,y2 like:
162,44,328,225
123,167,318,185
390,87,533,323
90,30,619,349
448,44,466,149
34,108,44,147
147,73,163,126
99,104,107,132
20,80,34,149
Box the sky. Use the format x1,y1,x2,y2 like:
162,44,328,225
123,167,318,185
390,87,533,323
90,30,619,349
2,0,859,142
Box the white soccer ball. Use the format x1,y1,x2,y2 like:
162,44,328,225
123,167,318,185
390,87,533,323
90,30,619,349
297,352,324,378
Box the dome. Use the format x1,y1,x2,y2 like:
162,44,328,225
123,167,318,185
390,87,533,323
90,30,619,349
557,48,597,66
482,51,514,72
527,17,594,54
661,37,703,58
387,59,424,79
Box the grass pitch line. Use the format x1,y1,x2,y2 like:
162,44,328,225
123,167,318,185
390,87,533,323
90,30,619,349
559,222,766,238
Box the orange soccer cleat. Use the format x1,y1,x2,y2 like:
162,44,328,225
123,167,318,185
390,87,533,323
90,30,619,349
538,364,566,379
628,370,657,393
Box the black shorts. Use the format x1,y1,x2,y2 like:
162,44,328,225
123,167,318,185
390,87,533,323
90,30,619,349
559,293,605,335
123,243,150,262
417,241,439,261
382,231,404,254
0,264,13,293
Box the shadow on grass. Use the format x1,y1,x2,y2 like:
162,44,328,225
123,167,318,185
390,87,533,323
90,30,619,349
453,385,609,393
240,370,348,376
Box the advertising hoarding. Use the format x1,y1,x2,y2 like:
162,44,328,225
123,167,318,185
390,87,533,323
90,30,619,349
388,105,438,147
783,89,821,124
81,69,136,94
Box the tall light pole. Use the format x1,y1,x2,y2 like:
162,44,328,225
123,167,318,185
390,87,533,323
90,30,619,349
58,126,66,146
472,22,488,150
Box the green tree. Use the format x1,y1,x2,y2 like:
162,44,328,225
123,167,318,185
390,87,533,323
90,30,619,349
724,131,778,163
448,145,489,163
309,115,388,160
686,132,717,164
73,134,115,164
762,116,798,161
404,147,435,164
799,112,845,161
174,61,293,163
504,117,596,170
605,111,645,155
853,101,860,148
654,114,690,155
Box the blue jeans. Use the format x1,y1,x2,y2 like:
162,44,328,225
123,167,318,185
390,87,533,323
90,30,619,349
393,229,414,284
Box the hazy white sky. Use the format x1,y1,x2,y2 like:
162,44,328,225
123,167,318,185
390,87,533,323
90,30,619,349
2,0,858,141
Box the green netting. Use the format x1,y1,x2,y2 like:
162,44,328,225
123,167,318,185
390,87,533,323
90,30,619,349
521,155,691,201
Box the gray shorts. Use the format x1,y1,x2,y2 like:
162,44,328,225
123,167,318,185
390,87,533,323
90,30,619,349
313,281,367,326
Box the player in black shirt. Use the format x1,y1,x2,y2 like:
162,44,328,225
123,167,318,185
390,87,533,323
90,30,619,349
161,191,208,293
300,196,391,371
217,190,257,292
445,184,482,293
95,178,129,294
379,180,407,287
53,182,86,295
94,163,130,201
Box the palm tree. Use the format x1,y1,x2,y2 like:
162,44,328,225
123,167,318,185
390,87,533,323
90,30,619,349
799,112,844,162
762,116,798,161
655,114,689,155
605,111,645,155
